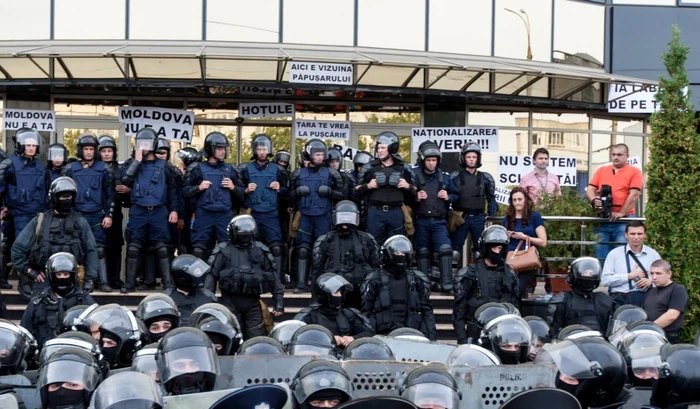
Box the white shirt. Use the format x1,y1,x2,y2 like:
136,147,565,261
601,244,661,294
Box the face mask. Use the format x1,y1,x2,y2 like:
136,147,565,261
46,386,85,409
498,348,523,365
172,372,208,395
51,275,75,296
555,375,582,399
328,295,343,309
387,265,405,277
149,331,168,343
56,200,73,215
101,346,117,366
485,248,505,266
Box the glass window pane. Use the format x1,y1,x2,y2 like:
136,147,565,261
54,103,124,117
349,110,421,124
59,58,126,79
133,59,201,79
429,0,492,55
591,133,644,175
468,110,529,127
130,0,202,40
206,60,278,80
55,0,125,39
430,70,485,92
207,0,279,42
0,58,48,79
553,0,604,67
283,0,353,46
613,0,674,4
0,0,50,40
495,0,552,62
359,66,417,87
358,0,425,51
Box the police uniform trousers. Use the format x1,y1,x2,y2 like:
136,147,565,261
252,210,283,245
81,211,107,245
12,213,36,237
192,208,232,245
106,210,124,286
414,218,451,252
296,213,331,245
127,204,171,244
366,206,405,245
222,294,265,339
450,213,486,253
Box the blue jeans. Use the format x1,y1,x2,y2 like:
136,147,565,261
595,214,635,263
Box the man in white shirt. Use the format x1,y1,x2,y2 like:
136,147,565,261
601,221,661,310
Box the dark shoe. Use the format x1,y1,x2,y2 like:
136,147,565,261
99,283,113,293
120,286,134,294
293,287,306,294
0,280,12,290
137,283,156,291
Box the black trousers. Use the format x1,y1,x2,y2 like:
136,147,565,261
223,294,266,339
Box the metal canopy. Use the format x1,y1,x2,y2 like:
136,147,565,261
0,40,656,99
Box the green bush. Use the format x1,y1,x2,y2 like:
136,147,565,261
646,26,700,342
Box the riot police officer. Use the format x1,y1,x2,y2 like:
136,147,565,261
135,293,180,343
524,315,551,360
274,149,293,275
20,252,95,347
345,150,372,230
270,320,306,352
176,146,203,255
296,273,375,347
450,143,497,263
326,147,353,200
0,319,30,375
311,200,380,308
452,226,519,344
167,255,218,326
92,371,164,409
274,150,291,170
606,304,648,338
356,132,416,245
238,336,286,356
412,142,459,293
361,235,436,341
98,134,126,289
547,257,613,338
130,343,159,382
291,360,353,409
650,344,700,408
288,324,337,357
481,314,533,365
291,139,344,293
238,134,288,279
207,215,284,339
47,143,68,183
0,148,12,290
11,177,99,294
37,347,101,409
184,132,242,261
195,315,243,356
155,327,219,396
399,365,462,409
62,133,116,292
120,128,180,293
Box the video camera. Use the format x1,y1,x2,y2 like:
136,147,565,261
597,185,613,218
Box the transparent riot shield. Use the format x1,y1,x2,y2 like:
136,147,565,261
374,335,456,363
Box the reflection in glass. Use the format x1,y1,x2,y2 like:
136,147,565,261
359,66,418,87
495,0,552,62
358,0,425,51
0,0,50,40
130,0,202,40
283,0,353,46
207,0,279,42
55,0,125,39
553,0,604,66
0,58,49,79
429,0,492,55
612,0,674,4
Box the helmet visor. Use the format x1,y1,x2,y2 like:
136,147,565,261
189,305,237,327
447,345,500,367
293,370,351,404
37,360,98,391
132,354,159,381
0,325,23,368
136,138,155,152
290,344,334,357
334,210,359,227
629,346,663,380
534,341,603,380
353,152,372,166
319,275,353,294
92,373,163,409
270,322,305,348
39,339,98,365
158,346,219,384
18,133,39,146
403,384,459,409
48,146,66,162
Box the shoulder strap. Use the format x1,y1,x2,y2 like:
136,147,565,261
627,251,648,276
438,170,444,185
475,262,490,300
415,170,426,188
351,232,362,262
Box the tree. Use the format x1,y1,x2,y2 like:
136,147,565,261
246,127,292,163
646,25,700,341
63,129,84,157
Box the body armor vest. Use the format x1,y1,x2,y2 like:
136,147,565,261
372,271,425,334
7,154,46,214
465,262,517,319
298,167,331,216
368,165,405,206
70,160,107,214
32,289,87,345
198,162,234,211
415,170,447,218
131,159,167,207
217,245,276,296
564,292,606,331
245,162,278,213
30,212,84,271
454,170,486,213
327,232,372,288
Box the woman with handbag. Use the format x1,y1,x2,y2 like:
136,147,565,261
502,187,547,300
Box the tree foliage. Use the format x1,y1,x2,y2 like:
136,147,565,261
646,25,700,341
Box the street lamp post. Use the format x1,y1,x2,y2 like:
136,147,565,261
505,8,533,60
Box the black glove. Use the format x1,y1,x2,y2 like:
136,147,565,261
25,268,40,280
318,185,331,197
83,280,94,294
274,306,285,314
296,186,311,197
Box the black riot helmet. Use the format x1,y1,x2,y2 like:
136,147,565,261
154,138,171,160
76,132,99,159
474,302,520,329
238,336,286,356
97,134,117,153
227,215,257,247
342,338,395,361
459,142,482,169
48,177,78,214
567,257,602,295
47,143,68,169
176,147,200,167
557,324,602,341
304,138,328,166
130,344,159,382
447,344,501,368
353,150,372,172
478,225,510,258
189,303,240,329
0,148,7,162
606,304,648,338
40,335,103,372
37,347,100,409
155,327,219,395
135,294,180,343
92,371,164,409
535,337,627,409
652,344,700,408
60,305,91,335
170,255,210,292
45,252,78,296
482,315,532,365
204,131,229,160
400,365,461,409
374,131,400,161
332,200,360,231
17,325,39,370
15,128,41,156
609,320,668,349
270,320,307,352
292,360,353,409
134,128,159,154
524,315,551,360
325,147,343,170
0,319,29,375
274,150,291,168
289,324,337,357
620,336,666,388
77,304,145,368
388,327,430,342
251,134,273,160
418,141,442,168
195,316,242,356
381,235,414,269
314,273,353,310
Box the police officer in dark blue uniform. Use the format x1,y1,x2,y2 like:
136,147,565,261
274,149,293,277
62,133,115,292
184,132,242,261
412,142,459,294
154,138,186,266
97,135,126,289
356,132,416,246
238,134,288,280
450,143,497,263
120,128,180,293
47,143,68,183
290,139,344,293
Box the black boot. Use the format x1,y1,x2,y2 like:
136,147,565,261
0,246,12,290
157,246,175,289
97,247,112,292
439,245,454,294
294,245,310,294
416,248,431,276
121,246,140,293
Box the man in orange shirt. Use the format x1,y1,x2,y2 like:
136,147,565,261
586,144,643,262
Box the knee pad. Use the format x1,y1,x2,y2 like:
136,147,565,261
192,246,206,260
417,248,430,260
96,246,106,259
439,244,453,257
154,243,170,259
452,251,461,262
298,245,311,260
268,241,283,257
126,244,141,258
